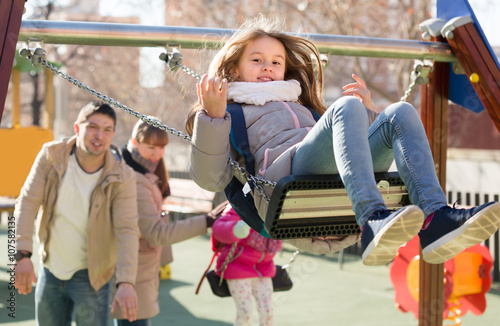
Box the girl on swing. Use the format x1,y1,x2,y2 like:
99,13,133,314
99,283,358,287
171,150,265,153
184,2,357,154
186,16,500,266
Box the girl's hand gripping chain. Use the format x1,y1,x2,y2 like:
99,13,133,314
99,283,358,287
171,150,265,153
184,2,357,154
198,74,228,119
342,74,373,110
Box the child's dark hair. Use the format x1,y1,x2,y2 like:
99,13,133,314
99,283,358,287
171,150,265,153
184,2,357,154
76,101,117,128
186,16,326,135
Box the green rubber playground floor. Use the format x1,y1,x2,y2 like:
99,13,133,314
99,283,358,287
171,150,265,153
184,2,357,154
1,224,499,326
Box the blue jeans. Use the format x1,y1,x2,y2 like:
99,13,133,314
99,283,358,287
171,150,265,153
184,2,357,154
35,267,111,326
114,319,151,326
291,96,447,227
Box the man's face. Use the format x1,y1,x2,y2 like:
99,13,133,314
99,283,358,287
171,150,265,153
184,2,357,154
74,113,115,157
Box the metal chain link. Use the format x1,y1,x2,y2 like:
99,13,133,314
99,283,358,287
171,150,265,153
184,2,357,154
400,79,417,102
229,160,276,195
30,48,436,203
176,63,202,80
27,48,275,201
159,50,202,80
400,60,434,102
160,50,276,199
281,249,300,272
162,51,434,196
40,58,193,143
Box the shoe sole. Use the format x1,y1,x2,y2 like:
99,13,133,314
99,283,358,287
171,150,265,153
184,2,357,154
362,205,424,266
422,202,500,264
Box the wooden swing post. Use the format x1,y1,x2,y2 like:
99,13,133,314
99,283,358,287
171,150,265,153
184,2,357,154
0,0,26,124
418,32,449,325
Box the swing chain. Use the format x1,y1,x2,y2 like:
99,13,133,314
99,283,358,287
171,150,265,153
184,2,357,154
159,49,277,201
177,64,202,80
19,47,46,69
229,159,275,202
400,59,434,102
22,47,276,201
159,49,202,80
19,48,194,143
281,249,300,272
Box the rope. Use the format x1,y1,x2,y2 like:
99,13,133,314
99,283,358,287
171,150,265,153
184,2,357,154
218,242,238,285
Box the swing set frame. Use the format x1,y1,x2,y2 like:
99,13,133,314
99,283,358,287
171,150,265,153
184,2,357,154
2,1,500,325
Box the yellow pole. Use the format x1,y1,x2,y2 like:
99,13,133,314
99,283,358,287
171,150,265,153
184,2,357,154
44,69,54,130
12,68,20,128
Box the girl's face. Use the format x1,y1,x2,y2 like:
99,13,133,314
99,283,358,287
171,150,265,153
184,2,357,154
133,139,165,163
231,35,286,83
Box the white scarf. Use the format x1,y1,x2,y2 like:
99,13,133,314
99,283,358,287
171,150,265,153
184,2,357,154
227,79,302,106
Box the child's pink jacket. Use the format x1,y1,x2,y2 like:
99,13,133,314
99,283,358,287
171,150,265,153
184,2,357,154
212,207,282,279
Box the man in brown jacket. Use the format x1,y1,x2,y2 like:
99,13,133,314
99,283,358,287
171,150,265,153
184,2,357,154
13,101,140,325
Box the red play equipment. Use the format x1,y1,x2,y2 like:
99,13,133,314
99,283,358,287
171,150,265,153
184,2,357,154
390,236,493,325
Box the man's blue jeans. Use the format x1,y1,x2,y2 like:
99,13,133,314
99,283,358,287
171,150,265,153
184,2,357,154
292,96,448,227
35,267,111,326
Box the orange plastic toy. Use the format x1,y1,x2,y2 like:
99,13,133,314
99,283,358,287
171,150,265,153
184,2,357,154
390,236,492,324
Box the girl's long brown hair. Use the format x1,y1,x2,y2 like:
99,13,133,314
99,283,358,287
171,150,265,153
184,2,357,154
185,16,326,135
132,117,171,198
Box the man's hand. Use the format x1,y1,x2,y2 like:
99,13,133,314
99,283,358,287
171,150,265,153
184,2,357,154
111,282,138,322
14,258,36,295
197,74,228,119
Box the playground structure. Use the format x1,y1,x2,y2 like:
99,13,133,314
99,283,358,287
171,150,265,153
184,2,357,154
391,237,493,325
1,0,500,325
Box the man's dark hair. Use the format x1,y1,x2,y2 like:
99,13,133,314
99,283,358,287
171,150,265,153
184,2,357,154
75,101,117,128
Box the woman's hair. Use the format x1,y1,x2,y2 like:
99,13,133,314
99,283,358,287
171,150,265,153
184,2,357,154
185,16,327,135
132,117,170,198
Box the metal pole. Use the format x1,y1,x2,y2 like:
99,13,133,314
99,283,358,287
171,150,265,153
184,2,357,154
18,20,456,62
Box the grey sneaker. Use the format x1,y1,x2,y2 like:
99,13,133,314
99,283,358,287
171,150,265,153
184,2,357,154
419,201,500,264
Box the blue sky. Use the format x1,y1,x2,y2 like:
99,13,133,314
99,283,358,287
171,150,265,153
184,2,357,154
468,0,500,46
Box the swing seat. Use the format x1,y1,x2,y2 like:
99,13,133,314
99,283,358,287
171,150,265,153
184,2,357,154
264,172,410,239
